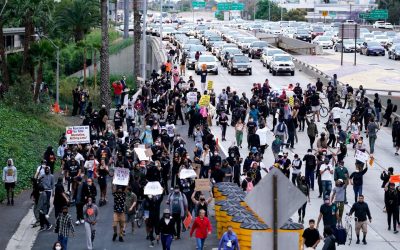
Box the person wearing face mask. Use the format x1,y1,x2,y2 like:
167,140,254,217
349,195,372,244
320,158,334,199
83,197,99,250
192,190,213,217
156,209,176,250
297,175,310,224
384,183,399,233
38,185,52,232
317,132,328,153
3,158,17,206
218,225,240,250
330,179,346,223
349,164,368,203
190,209,212,250
210,151,222,172
167,186,188,240
40,167,54,205
53,241,63,250
35,160,48,179
55,206,75,250
316,196,339,232
303,149,317,191
291,154,302,185
321,226,336,250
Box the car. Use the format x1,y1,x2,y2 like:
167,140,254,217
388,44,400,60
227,54,252,75
312,36,333,49
269,54,295,76
362,33,374,42
373,21,394,29
261,48,285,68
295,29,311,42
188,44,206,53
216,44,238,60
311,26,324,39
248,41,269,59
237,37,258,53
220,47,243,67
161,27,176,40
195,55,219,75
185,52,197,70
205,36,223,51
360,41,385,56
269,25,282,35
211,41,226,55
334,39,356,52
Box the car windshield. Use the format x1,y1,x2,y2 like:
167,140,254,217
268,50,283,56
318,36,330,41
364,34,373,38
368,42,381,46
209,37,222,41
189,45,206,52
275,55,291,61
297,30,308,35
199,56,215,62
386,32,396,36
251,41,268,47
343,39,355,44
226,48,242,54
163,27,175,32
375,35,388,39
234,56,249,63
313,27,324,32
244,38,258,43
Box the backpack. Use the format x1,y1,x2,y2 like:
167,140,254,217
277,123,285,133
245,179,254,192
393,105,398,113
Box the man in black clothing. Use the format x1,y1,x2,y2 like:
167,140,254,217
302,219,321,249
210,163,225,183
384,183,398,233
303,149,317,190
349,195,372,245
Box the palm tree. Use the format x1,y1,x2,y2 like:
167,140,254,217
133,0,141,83
55,0,100,42
30,40,55,102
100,0,111,110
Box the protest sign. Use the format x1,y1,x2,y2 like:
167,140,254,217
144,181,163,195
179,169,197,179
145,148,153,157
187,92,198,105
207,80,213,90
195,179,211,191
66,126,90,144
390,175,400,183
134,147,151,161
355,150,369,162
199,95,210,107
112,167,130,186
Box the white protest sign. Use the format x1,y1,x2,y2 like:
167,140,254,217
355,150,369,162
112,167,130,186
187,92,198,105
66,126,90,144
179,169,197,179
144,181,164,195
134,147,151,161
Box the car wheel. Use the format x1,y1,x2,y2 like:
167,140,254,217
269,68,272,73
291,71,295,76
215,70,218,75
251,54,255,59
249,70,252,75
382,52,385,56
335,47,338,52
267,64,270,69
366,51,369,56
248,53,251,57
272,70,277,76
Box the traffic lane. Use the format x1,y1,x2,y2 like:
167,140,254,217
32,127,219,250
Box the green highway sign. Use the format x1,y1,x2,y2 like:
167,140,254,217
359,9,388,20
329,11,336,17
217,2,245,11
192,1,206,8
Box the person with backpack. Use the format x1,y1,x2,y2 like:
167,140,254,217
384,99,395,127
241,172,254,192
274,120,287,142
167,185,188,240
306,118,318,150
3,158,17,206
384,182,399,233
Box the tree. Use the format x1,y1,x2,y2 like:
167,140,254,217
30,40,55,102
133,0,141,81
55,0,100,42
100,0,111,110
255,0,286,21
283,9,307,21
0,17,10,90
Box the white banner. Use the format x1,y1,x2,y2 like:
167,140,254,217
187,92,198,105
112,167,130,186
144,181,164,195
66,126,90,144
179,168,197,179
355,150,369,162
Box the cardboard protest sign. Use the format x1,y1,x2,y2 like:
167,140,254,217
187,92,198,105
144,181,163,195
207,80,213,90
66,126,90,144
112,167,130,186
195,179,211,191
199,95,210,107
355,150,369,162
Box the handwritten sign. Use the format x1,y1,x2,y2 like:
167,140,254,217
199,95,210,107
355,150,369,162
187,92,198,105
66,126,90,144
207,80,213,90
195,179,211,191
134,147,151,161
144,181,164,195
179,169,197,179
112,167,130,186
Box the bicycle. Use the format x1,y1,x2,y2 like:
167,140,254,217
306,103,329,118
134,199,145,228
344,213,354,245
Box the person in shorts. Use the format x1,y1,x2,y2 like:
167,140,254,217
349,195,372,245
112,185,126,242
2,158,17,206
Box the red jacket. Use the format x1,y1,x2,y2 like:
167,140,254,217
190,216,212,239
112,82,123,95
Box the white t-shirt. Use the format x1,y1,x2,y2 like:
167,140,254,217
84,159,99,172
74,153,85,164
350,123,360,134
166,124,175,137
331,107,341,119
320,163,333,181
36,165,46,177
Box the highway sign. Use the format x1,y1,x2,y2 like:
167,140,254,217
329,11,336,17
359,9,388,20
217,2,245,11
322,11,328,17
217,2,230,11
245,167,307,228
231,3,245,11
192,1,206,8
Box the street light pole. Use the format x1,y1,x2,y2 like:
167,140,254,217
0,0,8,16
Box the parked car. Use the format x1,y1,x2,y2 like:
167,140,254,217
388,44,400,60
248,41,269,59
195,55,219,75
227,54,252,75
269,54,295,76
360,41,385,56
334,39,356,52
312,36,333,49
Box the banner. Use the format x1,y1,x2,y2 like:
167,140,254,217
355,150,369,162
207,80,214,90
134,147,152,161
112,167,130,186
144,181,164,195
66,126,90,144
199,95,210,107
195,179,211,191
187,92,198,105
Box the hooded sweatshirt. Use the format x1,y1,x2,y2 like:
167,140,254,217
3,159,17,183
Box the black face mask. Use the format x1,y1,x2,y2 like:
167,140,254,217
45,171,50,175
200,198,205,202
63,211,68,215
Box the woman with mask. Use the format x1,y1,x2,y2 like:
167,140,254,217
191,190,213,217
156,209,176,250
52,241,63,250
83,197,99,249
97,159,109,206
235,119,245,149
3,158,17,206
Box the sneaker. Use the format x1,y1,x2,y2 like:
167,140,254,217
112,233,117,241
80,219,85,224
356,239,360,244
362,239,367,245
46,225,53,231
38,227,46,232
119,236,124,242
149,242,155,248
75,220,80,225
394,230,399,234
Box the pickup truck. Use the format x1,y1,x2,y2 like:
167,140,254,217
269,54,295,76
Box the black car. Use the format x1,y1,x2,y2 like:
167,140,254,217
248,41,268,59
295,30,311,42
228,54,252,75
360,41,385,56
388,44,400,60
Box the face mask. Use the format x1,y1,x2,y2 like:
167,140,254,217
63,211,67,215
45,171,50,175
174,190,179,194
164,214,170,219
8,163,11,166
55,246,62,250
200,198,205,202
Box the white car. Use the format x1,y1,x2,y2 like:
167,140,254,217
261,48,285,68
269,54,295,76
373,21,394,29
362,33,374,42
195,55,219,75
312,36,333,49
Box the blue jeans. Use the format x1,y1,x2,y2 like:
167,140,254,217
79,102,86,116
321,180,332,199
58,235,68,250
196,238,206,250
305,169,315,190
114,95,121,107
375,107,381,122
161,234,173,250
353,185,363,203
369,135,377,154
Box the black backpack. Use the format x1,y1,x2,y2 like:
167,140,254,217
393,105,398,113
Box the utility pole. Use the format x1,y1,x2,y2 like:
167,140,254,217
280,0,283,21
142,0,147,80
268,0,271,21
253,0,256,20
123,0,129,39
160,0,163,48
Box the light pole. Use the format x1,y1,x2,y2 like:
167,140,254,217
268,0,271,21
142,0,147,80
160,0,163,48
